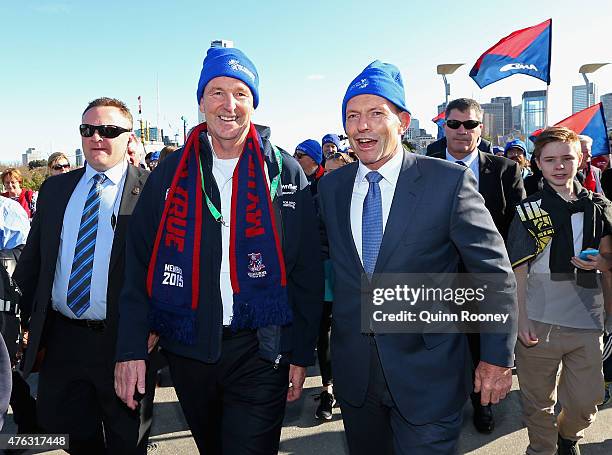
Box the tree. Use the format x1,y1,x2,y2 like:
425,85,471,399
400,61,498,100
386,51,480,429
28,159,47,170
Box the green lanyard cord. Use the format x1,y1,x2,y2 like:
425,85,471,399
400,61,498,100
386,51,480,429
197,144,283,226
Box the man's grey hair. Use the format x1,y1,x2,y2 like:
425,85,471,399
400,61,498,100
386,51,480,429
578,135,593,146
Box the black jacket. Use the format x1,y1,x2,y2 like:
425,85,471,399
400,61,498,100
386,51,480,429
427,149,525,240
115,129,324,367
13,165,149,377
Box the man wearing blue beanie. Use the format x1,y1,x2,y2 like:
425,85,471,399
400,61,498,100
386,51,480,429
115,46,323,455
318,60,518,454
295,139,324,197
322,133,342,159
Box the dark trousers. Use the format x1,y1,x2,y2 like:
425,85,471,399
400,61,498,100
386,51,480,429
37,314,154,455
317,301,333,386
165,329,289,455
340,337,462,455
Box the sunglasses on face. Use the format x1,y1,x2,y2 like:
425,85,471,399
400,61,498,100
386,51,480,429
79,124,132,138
445,119,482,130
52,163,70,171
294,151,306,159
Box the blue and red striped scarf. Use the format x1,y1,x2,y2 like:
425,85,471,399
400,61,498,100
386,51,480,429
146,122,291,345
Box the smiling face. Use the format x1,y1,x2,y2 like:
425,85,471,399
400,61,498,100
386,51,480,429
81,106,132,172
199,76,254,150
444,108,483,159
345,94,410,170
322,142,338,158
536,141,582,192
2,176,21,198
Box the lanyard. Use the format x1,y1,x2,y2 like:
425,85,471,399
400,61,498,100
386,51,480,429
197,144,283,226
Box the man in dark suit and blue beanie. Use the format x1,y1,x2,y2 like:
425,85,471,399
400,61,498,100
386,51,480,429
318,60,518,454
114,46,323,455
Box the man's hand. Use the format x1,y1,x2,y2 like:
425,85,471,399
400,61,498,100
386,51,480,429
518,315,539,347
147,332,159,354
114,360,146,410
287,364,306,402
474,361,512,405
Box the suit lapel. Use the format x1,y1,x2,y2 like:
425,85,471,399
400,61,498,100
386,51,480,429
374,151,423,274
335,163,363,273
48,169,85,264
478,151,494,195
108,165,146,274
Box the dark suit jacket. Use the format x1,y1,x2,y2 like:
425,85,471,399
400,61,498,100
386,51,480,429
13,165,149,377
427,149,525,240
318,151,518,425
426,136,491,156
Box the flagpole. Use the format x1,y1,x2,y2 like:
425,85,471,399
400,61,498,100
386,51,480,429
544,83,550,127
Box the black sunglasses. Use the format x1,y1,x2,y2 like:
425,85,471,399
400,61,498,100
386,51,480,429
52,163,70,170
445,119,482,130
294,151,306,159
79,124,132,138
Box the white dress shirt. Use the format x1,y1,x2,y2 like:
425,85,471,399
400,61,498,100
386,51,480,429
52,160,127,320
445,148,480,185
209,135,272,326
212,150,240,326
350,149,403,266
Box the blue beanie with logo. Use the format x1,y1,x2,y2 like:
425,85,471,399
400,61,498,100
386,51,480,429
504,139,527,155
342,60,410,129
296,139,323,165
196,47,260,108
322,133,341,149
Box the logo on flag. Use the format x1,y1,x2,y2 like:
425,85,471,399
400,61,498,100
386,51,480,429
470,19,552,88
529,103,610,157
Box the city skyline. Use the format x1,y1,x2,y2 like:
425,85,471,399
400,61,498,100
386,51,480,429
1,1,611,163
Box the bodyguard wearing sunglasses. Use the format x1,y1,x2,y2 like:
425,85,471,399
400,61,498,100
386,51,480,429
13,97,154,453
427,98,525,435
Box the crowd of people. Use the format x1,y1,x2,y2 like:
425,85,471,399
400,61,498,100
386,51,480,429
1,45,611,455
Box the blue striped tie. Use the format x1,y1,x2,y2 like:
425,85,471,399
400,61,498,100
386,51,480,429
362,171,383,278
66,173,106,317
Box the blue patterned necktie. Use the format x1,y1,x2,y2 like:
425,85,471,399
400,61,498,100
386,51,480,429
67,173,106,317
362,171,384,277
456,160,466,167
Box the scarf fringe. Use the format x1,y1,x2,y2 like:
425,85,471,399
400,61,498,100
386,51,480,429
230,288,292,330
149,300,197,345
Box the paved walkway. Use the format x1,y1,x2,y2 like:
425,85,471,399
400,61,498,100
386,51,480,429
2,368,611,454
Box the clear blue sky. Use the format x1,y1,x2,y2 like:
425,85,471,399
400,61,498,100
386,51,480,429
2,0,611,163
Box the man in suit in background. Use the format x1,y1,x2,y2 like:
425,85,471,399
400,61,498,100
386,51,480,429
426,98,525,432
427,133,492,156
13,97,154,454
318,61,518,454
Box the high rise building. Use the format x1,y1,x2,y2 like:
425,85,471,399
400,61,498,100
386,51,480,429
481,102,506,142
490,96,512,135
512,105,522,132
601,93,612,130
75,148,83,167
22,147,42,166
522,90,547,153
572,83,598,113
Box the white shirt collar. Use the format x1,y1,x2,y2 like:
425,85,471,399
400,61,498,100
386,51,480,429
356,147,404,186
445,147,479,167
84,158,127,186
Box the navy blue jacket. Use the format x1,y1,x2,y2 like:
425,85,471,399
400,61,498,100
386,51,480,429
115,129,324,366
319,151,518,425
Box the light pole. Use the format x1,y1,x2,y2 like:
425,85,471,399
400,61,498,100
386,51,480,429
437,64,464,107
181,116,187,145
578,63,609,108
